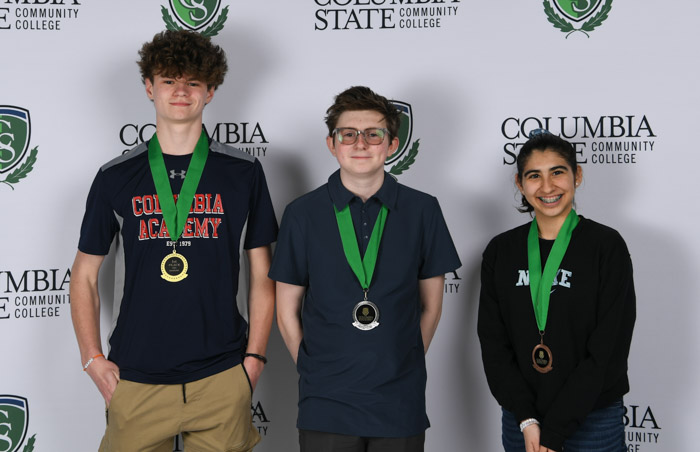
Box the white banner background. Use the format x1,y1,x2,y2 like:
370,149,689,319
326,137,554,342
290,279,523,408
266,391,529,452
1,1,698,450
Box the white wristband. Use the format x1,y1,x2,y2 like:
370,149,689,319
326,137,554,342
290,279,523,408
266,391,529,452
82,353,104,371
519,418,540,432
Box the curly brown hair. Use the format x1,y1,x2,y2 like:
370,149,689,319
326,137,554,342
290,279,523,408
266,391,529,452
137,30,228,90
324,86,401,140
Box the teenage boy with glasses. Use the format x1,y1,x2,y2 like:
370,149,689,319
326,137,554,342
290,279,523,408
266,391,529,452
270,86,461,452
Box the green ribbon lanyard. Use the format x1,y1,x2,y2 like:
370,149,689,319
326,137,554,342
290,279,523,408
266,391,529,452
527,209,580,334
147,130,209,245
334,203,388,297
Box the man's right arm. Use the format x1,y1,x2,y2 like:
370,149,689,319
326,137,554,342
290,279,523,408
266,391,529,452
275,281,306,364
70,250,120,405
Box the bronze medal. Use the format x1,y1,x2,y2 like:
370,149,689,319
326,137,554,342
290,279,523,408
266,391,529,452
160,250,189,282
527,211,578,376
532,342,553,373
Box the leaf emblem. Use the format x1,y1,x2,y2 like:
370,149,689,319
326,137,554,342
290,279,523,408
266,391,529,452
23,434,36,452
543,0,574,33
201,6,228,37
581,0,612,32
162,6,183,31
1,146,38,190
389,140,419,177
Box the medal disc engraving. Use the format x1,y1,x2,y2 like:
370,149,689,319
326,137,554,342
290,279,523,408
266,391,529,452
352,300,380,331
532,343,553,373
160,251,189,282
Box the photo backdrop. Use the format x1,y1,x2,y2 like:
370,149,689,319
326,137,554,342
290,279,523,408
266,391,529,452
1,1,698,451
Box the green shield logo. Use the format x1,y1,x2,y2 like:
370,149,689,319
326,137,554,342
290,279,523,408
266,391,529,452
386,101,413,166
543,0,613,38
385,101,420,177
0,107,31,174
553,0,602,22
169,0,221,31
0,396,29,452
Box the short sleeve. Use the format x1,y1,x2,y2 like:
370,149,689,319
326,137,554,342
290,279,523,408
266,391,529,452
418,197,461,279
268,203,308,286
77,169,120,256
242,159,278,250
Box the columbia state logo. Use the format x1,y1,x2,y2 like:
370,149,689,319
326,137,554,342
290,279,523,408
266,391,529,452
162,0,229,37
0,106,39,191
0,395,37,452
542,0,613,38
387,101,420,177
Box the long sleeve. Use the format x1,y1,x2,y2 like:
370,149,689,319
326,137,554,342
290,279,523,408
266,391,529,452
478,236,539,423
539,228,636,450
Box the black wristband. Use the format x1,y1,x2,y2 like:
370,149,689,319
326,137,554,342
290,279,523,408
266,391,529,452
244,353,267,364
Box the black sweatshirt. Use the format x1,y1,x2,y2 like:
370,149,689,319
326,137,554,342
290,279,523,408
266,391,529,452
478,217,636,451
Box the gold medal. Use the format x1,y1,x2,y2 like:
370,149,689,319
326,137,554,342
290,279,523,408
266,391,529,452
160,248,188,282
149,131,207,285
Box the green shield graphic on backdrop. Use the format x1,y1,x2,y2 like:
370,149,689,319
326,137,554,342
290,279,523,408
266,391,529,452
0,396,29,452
385,101,413,166
169,0,221,30
553,0,602,22
0,107,31,174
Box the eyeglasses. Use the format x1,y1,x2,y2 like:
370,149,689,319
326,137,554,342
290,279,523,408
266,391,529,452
332,128,388,145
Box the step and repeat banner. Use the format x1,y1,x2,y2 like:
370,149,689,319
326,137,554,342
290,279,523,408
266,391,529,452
2,1,698,451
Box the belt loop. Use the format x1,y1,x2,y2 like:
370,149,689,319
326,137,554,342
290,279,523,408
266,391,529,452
182,383,187,404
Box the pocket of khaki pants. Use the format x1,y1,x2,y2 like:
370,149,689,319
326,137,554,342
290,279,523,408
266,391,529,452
104,379,124,425
240,363,253,396
106,379,122,408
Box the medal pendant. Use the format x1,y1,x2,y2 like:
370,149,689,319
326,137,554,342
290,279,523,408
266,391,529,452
352,300,380,331
160,250,189,282
532,342,553,373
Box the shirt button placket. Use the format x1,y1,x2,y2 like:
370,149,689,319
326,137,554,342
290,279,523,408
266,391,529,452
361,206,369,243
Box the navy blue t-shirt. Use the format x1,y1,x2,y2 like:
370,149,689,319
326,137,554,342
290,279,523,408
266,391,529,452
269,170,461,437
78,139,278,384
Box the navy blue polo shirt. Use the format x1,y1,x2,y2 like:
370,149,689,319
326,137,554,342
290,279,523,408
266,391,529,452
269,170,461,437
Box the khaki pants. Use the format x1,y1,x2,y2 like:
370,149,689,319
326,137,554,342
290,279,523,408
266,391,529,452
99,364,260,452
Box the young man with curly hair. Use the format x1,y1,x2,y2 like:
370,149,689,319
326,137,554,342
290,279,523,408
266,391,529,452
70,30,277,451
270,86,461,451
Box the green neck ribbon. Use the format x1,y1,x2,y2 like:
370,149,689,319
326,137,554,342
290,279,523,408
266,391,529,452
527,209,580,332
334,203,388,291
147,130,209,243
